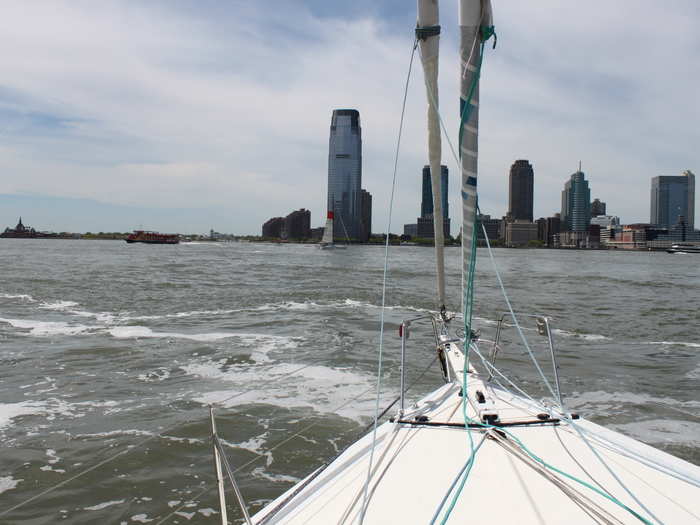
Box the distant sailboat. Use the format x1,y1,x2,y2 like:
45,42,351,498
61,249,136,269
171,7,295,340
319,211,347,249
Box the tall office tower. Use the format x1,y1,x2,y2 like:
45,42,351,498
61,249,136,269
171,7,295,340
561,170,591,232
650,170,695,230
327,109,362,239
590,198,606,217
421,165,449,221
508,160,534,222
359,189,372,242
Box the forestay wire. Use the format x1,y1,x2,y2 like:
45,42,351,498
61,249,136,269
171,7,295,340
358,36,419,524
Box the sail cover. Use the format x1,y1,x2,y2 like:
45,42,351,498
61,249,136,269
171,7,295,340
417,0,447,311
460,0,493,328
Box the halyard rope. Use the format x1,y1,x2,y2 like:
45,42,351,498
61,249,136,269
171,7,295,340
358,35,419,525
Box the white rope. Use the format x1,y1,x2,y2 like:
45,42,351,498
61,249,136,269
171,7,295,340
358,37,418,524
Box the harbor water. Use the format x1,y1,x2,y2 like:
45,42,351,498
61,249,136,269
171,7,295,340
1,240,698,523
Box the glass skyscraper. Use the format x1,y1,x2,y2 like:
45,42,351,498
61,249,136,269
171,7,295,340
650,171,695,230
421,165,448,221
327,109,362,240
561,170,591,232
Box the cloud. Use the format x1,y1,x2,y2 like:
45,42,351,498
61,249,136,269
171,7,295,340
0,0,697,233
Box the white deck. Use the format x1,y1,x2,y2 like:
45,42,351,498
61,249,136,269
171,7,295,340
252,343,700,524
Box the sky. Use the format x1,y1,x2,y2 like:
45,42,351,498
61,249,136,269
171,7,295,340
0,0,698,235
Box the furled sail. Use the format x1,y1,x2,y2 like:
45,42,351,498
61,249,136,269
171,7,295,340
417,0,447,312
460,0,494,330
321,211,334,245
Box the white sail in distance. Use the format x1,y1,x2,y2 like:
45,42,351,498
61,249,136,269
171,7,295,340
460,0,493,327
417,0,446,311
321,211,334,245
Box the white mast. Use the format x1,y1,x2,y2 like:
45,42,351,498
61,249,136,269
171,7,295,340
417,0,447,312
459,0,493,327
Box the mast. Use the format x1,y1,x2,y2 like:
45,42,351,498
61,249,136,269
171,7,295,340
459,0,493,330
417,0,447,312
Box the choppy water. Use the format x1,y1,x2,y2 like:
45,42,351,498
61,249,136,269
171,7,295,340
0,239,698,523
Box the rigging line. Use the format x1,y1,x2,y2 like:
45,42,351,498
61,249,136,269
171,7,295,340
358,35,418,525
553,425,614,498
429,432,489,525
475,342,700,495
0,361,316,518
466,420,654,524
481,216,662,523
480,220,560,403
156,384,378,525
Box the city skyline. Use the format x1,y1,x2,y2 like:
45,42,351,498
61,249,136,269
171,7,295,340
0,1,697,234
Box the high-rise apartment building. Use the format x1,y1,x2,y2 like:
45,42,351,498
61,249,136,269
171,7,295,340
327,109,362,239
561,170,591,232
590,198,606,217
650,170,695,230
508,160,534,222
421,165,449,221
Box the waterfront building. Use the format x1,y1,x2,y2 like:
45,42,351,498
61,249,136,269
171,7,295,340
417,216,451,239
262,217,284,238
561,170,591,232
0,217,59,239
590,215,620,228
359,189,372,242
282,208,311,240
421,165,449,222
508,160,534,222
650,170,695,230
403,223,418,237
327,109,363,240
536,216,560,247
477,214,501,242
505,220,538,247
591,198,606,217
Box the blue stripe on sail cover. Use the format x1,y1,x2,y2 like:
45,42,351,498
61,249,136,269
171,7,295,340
466,176,477,186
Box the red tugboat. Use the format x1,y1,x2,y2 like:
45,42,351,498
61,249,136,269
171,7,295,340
125,230,179,244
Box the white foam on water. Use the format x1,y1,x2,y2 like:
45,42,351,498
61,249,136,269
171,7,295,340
0,476,22,494
138,368,171,382
84,500,125,511
131,514,153,523
0,317,94,337
567,390,700,412
552,329,610,341
0,293,35,302
174,512,195,520
0,398,124,433
198,508,217,517
108,326,235,341
74,429,202,445
251,466,301,484
39,300,79,311
190,360,392,421
643,341,700,349
40,465,66,473
612,419,700,446
0,401,48,429
46,448,60,464
167,500,181,508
